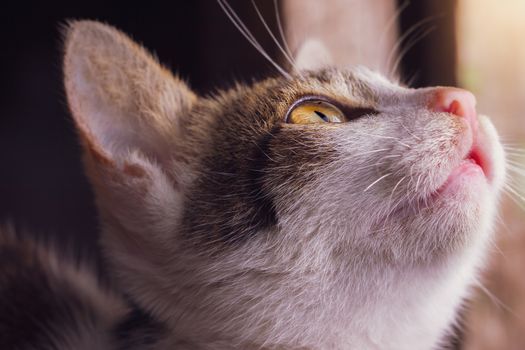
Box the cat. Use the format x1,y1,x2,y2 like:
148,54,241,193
0,19,506,350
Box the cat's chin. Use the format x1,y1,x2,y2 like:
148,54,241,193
437,158,487,197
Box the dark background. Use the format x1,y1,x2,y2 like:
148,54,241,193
0,1,286,254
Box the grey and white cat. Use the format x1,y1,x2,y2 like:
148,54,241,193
0,20,506,350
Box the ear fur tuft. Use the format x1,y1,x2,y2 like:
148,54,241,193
294,38,333,71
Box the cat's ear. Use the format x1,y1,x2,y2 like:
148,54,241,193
64,21,195,236
294,39,333,71
64,20,196,166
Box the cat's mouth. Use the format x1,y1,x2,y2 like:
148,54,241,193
438,120,493,194
441,147,485,190
465,143,489,178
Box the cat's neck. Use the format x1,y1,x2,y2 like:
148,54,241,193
126,241,483,350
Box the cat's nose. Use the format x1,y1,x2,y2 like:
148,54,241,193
429,87,478,133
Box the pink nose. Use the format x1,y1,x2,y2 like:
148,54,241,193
429,87,478,133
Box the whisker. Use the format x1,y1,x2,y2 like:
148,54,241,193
387,16,438,77
507,164,525,175
506,172,525,184
352,148,391,157
501,143,525,149
390,176,406,202
379,0,409,65
364,173,392,192
415,173,423,194
505,180,525,193
399,122,421,141
494,212,513,242
506,169,525,182
507,155,525,161
404,70,420,87
217,0,291,79
219,0,261,51
507,175,525,188
391,25,437,79
505,152,525,158
508,167,525,175
508,173,524,184
350,161,392,173
352,130,411,148
506,157,525,164
504,146,525,151
475,280,524,321
504,190,525,211
503,185,525,211
507,188,525,203
504,148,525,157
273,0,295,66
504,149,525,154
251,0,299,72
507,161,525,169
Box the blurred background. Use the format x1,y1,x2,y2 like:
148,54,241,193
0,1,523,348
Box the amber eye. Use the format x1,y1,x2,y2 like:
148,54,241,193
287,100,345,124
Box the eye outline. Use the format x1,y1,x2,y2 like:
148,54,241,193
284,95,377,124
284,95,340,124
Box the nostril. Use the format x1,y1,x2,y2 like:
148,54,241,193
430,87,478,132
447,100,464,117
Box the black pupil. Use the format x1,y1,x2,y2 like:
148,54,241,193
314,110,329,122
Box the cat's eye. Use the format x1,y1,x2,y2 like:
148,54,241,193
287,100,345,124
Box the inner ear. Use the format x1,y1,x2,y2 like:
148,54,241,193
294,39,333,71
63,20,196,164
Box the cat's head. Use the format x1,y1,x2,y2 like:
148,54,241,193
64,21,505,344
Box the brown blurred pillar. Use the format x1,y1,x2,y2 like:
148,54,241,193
397,0,458,87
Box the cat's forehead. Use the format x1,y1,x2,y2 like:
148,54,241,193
227,66,402,110
306,66,402,99
192,66,405,133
